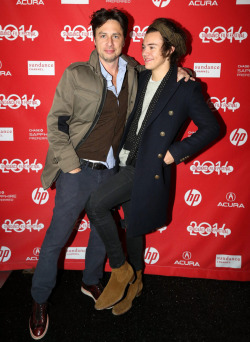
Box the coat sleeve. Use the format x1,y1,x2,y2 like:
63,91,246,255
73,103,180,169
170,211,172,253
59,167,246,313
168,81,220,164
46,67,81,173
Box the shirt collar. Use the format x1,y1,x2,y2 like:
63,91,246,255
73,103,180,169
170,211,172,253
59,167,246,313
99,56,127,82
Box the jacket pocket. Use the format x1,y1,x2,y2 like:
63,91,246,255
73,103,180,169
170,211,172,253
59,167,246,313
73,88,100,123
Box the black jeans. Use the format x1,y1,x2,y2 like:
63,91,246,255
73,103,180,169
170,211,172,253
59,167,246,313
86,166,144,270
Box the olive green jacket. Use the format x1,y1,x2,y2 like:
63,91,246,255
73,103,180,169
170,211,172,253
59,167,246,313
41,49,142,189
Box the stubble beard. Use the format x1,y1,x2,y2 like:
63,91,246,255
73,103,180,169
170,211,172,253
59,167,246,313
101,53,120,63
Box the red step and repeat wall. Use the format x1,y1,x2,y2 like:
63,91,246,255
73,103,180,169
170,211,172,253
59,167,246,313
0,0,249,281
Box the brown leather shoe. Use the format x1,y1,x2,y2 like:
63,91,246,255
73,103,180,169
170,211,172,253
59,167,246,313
29,300,49,340
81,281,104,302
95,261,135,310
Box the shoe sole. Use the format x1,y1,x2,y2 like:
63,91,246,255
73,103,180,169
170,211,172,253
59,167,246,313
29,315,49,340
81,286,96,302
112,303,132,316
81,287,113,309
112,289,143,316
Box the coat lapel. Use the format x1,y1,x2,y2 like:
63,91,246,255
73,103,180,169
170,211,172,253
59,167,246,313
119,66,181,155
145,64,180,128
122,71,151,137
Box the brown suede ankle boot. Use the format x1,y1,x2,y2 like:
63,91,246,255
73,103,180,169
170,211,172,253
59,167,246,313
112,270,143,316
95,261,135,310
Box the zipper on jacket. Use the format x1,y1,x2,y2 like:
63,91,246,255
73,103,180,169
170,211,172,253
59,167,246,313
128,71,137,116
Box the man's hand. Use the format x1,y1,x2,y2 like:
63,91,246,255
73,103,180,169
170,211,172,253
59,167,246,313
177,67,195,82
164,151,174,165
69,167,81,174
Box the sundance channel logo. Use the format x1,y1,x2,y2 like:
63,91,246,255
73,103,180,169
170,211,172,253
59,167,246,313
236,0,250,4
0,128,13,141
216,255,241,269
194,63,221,78
65,247,86,259
28,61,55,75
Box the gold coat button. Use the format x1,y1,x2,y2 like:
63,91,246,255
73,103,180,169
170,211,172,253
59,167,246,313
168,110,174,116
160,131,165,137
155,175,160,180
158,154,163,158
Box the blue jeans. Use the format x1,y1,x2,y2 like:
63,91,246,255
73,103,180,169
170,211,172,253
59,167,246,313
86,166,144,270
31,162,115,304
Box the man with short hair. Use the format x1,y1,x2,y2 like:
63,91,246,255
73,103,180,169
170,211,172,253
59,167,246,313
29,8,190,340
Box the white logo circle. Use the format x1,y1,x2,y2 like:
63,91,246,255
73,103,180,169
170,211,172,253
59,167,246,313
184,189,202,206
32,188,49,205
33,247,41,256
226,192,236,202
144,247,160,264
0,246,11,262
230,129,248,146
152,0,171,8
182,251,192,260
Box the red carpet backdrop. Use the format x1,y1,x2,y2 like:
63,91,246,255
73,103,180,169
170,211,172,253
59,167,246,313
0,0,249,281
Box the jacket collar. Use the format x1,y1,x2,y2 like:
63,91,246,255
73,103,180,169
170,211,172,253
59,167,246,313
144,64,180,128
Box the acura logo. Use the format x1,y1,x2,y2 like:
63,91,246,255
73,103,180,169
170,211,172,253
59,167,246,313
33,247,41,256
226,192,236,202
182,251,191,260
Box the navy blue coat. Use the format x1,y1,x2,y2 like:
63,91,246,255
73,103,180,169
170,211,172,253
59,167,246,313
118,64,220,237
